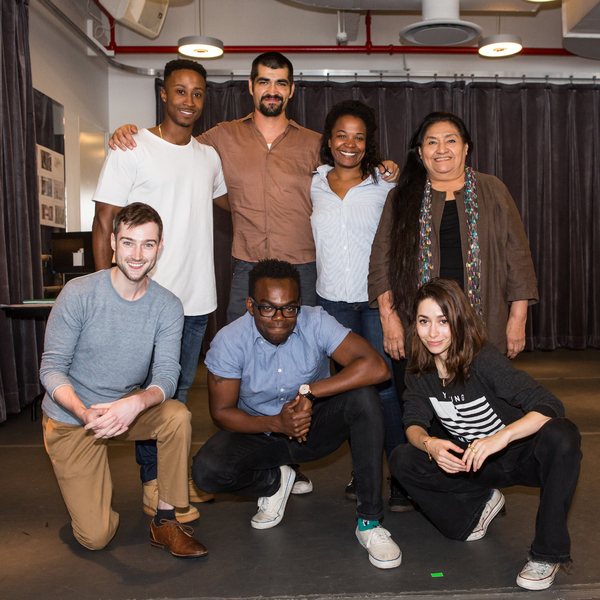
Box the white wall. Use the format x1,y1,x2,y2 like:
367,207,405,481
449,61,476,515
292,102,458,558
30,0,109,231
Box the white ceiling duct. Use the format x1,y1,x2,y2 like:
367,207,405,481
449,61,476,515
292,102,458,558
286,0,538,12
399,0,482,45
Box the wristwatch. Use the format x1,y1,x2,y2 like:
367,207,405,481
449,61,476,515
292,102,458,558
299,384,317,401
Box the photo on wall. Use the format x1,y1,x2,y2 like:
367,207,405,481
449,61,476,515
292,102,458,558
37,143,65,228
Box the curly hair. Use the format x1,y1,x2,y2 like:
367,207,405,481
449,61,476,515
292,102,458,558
388,112,473,324
248,259,301,299
408,278,487,385
319,100,383,181
164,59,207,83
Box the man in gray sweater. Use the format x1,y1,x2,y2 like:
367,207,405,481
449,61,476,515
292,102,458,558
40,203,207,557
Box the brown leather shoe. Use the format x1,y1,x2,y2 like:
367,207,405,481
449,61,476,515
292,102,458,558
150,519,208,558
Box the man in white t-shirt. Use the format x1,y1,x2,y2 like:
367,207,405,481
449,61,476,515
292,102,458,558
92,59,228,523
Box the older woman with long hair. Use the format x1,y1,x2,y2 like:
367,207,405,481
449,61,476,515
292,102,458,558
368,112,539,405
311,100,409,511
388,278,581,591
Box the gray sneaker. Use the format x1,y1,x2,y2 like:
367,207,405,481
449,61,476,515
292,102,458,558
465,489,505,541
517,560,559,590
251,465,295,530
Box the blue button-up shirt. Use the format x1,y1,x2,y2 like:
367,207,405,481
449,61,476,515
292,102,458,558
205,306,350,417
310,165,395,303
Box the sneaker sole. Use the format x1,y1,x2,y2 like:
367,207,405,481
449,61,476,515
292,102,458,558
251,467,295,530
516,565,559,590
189,495,215,503
355,531,402,569
466,491,505,541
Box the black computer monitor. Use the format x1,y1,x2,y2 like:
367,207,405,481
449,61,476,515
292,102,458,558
51,231,94,275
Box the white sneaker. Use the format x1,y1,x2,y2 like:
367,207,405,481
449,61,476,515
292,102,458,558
355,525,402,569
466,489,505,541
517,560,560,590
291,467,313,495
251,465,296,530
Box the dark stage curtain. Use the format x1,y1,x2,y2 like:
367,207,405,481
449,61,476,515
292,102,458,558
0,0,45,422
156,79,600,350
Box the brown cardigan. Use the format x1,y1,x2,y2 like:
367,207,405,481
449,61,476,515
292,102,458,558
368,171,539,354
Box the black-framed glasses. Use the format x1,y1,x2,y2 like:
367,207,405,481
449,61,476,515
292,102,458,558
250,298,301,318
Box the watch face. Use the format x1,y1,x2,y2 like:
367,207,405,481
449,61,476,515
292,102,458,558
299,384,310,395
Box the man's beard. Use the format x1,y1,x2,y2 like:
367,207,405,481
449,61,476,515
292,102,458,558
259,95,284,117
116,255,155,282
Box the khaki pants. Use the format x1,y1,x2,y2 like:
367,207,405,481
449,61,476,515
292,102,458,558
42,398,191,550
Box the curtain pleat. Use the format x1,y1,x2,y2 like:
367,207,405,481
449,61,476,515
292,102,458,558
0,0,45,423
154,79,599,351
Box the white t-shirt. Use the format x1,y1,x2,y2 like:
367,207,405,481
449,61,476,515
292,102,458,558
93,129,227,316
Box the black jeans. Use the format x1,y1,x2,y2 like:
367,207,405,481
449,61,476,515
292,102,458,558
389,418,581,564
192,386,385,521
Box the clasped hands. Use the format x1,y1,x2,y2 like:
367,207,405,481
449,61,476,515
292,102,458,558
427,432,508,474
278,395,313,443
82,396,143,439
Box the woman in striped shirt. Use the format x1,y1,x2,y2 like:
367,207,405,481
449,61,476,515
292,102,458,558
391,277,581,591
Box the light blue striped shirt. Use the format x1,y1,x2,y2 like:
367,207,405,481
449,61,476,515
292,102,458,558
310,165,396,303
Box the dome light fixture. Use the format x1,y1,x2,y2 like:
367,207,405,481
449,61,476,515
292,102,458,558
478,34,523,58
178,35,223,58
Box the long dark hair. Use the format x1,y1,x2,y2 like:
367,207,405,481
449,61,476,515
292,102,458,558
408,278,487,384
319,100,383,180
388,112,473,323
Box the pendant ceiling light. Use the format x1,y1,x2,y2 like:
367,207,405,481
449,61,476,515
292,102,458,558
478,33,522,57
178,35,223,58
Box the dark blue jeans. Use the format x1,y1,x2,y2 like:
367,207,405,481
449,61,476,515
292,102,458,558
136,314,208,482
192,386,385,521
389,418,581,563
317,295,405,458
227,259,317,324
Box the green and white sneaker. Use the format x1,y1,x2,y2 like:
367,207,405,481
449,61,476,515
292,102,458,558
355,525,402,569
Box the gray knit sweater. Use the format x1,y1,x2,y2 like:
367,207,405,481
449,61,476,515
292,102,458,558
41,270,184,425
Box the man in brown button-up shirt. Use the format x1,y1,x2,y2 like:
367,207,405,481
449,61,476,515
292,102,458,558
197,53,322,323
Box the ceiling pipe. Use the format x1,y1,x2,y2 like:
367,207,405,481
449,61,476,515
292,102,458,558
110,10,571,56
112,44,571,56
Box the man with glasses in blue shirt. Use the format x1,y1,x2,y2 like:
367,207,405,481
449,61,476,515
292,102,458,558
191,259,402,569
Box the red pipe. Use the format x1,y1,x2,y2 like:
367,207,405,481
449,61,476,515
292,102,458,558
97,6,572,58
365,10,372,54
112,45,572,56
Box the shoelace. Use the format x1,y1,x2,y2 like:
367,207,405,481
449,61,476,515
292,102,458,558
257,496,273,513
526,561,554,576
158,519,194,536
364,527,391,548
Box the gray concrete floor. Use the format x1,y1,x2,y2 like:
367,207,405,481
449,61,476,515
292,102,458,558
1,349,599,600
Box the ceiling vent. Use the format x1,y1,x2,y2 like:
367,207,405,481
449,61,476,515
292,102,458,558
399,0,482,46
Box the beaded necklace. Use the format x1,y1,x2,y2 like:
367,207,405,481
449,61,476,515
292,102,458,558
418,166,483,317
